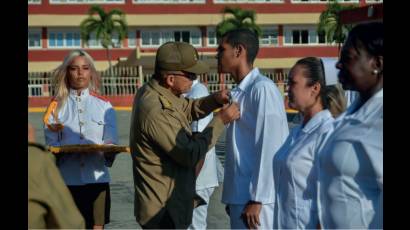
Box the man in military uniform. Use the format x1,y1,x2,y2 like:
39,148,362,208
129,41,240,229
28,142,85,229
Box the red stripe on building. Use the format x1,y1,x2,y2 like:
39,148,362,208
340,3,383,24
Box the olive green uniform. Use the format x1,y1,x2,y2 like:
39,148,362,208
130,79,225,228
28,143,85,229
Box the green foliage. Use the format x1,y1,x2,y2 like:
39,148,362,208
317,1,358,49
216,7,262,39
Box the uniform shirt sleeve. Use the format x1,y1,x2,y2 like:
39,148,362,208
182,94,221,123
102,102,119,145
144,110,224,168
28,146,85,229
249,82,289,202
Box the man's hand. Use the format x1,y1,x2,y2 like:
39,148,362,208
241,201,262,229
213,89,231,105
217,102,240,124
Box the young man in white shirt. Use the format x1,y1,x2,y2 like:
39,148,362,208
217,28,289,229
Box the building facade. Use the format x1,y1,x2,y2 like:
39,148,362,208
28,0,383,74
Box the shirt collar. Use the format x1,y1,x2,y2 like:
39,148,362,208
148,78,184,109
301,109,333,134
69,88,89,99
344,88,383,120
236,68,260,93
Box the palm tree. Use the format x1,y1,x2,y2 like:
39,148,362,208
80,5,127,77
216,7,262,39
317,1,358,51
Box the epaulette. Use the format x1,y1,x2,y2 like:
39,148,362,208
90,91,110,103
159,95,172,110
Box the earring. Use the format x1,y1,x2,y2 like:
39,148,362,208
372,69,379,75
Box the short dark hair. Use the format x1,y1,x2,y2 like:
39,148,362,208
222,28,259,64
347,22,383,57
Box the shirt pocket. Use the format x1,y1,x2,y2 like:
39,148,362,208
88,116,106,139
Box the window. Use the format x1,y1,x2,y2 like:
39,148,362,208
207,28,217,47
50,0,124,4
28,30,42,49
128,31,136,48
214,0,282,3
48,30,81,48
28,0,41,4
140,29,202,47
260,28,278,46
318,30,326,44
291,0,358,3
284,26,329,45
134,0,204,3
84,32,121,48
366,0,382,3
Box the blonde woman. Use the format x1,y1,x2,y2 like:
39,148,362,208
43,50,118,229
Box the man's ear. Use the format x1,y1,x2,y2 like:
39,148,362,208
165,74,175,87
235,44,245,58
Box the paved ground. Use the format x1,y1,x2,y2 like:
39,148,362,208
29,111,298,229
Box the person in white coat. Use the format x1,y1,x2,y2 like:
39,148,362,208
273,57,346,229
44,49,119,229
217,28,289,229
184,79,221,229
317,22,383,229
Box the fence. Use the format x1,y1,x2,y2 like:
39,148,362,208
28,67,289,97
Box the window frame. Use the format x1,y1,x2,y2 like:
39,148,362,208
47,29,82,49
133,0,205,4
291,0,359,3
28,0,42,4
139,28,202,48
283,26,334,46
28,29,43,49
213,0,283,4
259,26,280,47
49,0,124,5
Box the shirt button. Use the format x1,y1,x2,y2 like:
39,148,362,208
79,121,84,126
78,109,83,113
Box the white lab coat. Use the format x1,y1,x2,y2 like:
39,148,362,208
222,68,289,205
317,89,383,229
273,110,334,229
44,88,119,185
185,80,219,190
184,80,219,230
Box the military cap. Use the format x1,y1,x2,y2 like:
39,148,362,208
155,42,209,75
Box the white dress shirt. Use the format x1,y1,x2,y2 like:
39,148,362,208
222,68,289,204
273,109,334,229
44,88,119,186
184,80,219,190
317,89,383,229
